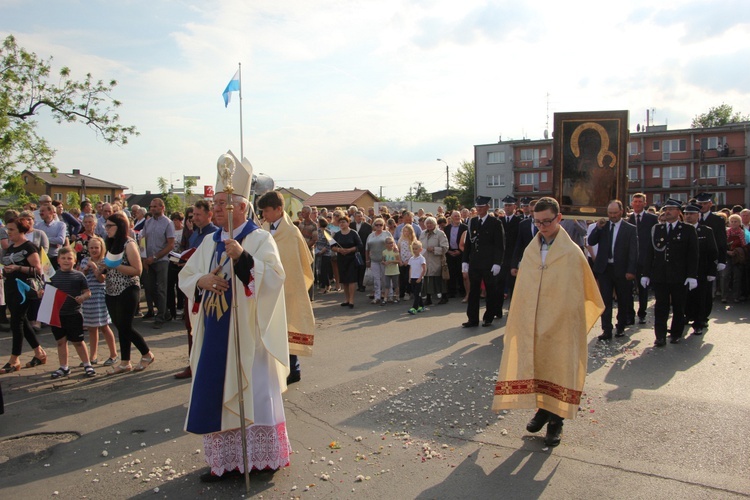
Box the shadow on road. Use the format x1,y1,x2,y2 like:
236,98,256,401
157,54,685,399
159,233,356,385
416,447,557,499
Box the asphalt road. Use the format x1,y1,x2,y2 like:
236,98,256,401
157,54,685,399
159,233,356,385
1,291,748,499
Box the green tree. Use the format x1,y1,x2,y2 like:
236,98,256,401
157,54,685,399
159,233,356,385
66,191,80,209
405,184,431,202
156,176,182,214
0,34,138,178
452,160,475,208
691,103,749,128
1,172,34,208
443,195,459,212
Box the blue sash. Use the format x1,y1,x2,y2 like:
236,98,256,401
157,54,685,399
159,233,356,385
185,220,258,434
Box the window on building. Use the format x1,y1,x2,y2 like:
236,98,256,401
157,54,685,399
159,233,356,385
540,149,547,158
629,142,639,155
700,164,726,178
663,166,686,179
487,151,505,164
715,192,726,205
652,193,662,204
540,172,547,183
491,198,501,209
664,139,687,153
487,175,501,187
520,149,534,162
673,193,688,202
652,140,660,151
652,168,660,178
53,193,63,201
103,194,112,203
628,168,639,181
700,137,726,150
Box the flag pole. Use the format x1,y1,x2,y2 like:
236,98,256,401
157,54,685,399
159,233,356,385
238,62,244,160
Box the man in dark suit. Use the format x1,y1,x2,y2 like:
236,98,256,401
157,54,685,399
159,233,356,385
587,200,638,340
695,192,728,310
510,199,538,275
462,196,505,328
642,199,699,346
628,192,659,324
498,195,521,313
352,211,372,292
683,203,718,335
443,210,467,298
519,197,533,220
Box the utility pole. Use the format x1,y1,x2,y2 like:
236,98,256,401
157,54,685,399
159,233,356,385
437,158,450,190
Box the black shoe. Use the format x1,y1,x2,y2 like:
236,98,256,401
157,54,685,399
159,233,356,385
462,322,479,328
526,409,549,433
437,297,449,305
638,317,647,324
669,336,681,344
287,371,301,385
340,302,350,307
654,338,667,347
358,286,366,292
625,318,635,326
615,328,626,338
544,419,563,447
424,298,433,306
597,333,612,341
482,320,493,327
143,311,155,319
693,325,704,335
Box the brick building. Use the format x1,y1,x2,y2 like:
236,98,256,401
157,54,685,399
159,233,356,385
475,121,749,209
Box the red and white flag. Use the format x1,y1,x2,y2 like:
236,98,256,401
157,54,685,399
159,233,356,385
37,285,66,328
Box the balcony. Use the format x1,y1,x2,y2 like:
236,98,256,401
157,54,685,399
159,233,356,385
630,146,748,163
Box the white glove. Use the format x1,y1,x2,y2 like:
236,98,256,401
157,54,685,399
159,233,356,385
707,275,716,282
640,277,650,288
461,263,469,273
491,264,501,276
717,263,726,272
685,278,698,290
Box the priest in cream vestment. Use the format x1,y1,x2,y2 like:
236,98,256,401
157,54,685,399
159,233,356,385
180,153,291,481
493,197,604,447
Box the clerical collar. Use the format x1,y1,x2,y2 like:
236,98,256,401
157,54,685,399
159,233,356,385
221,221,249,239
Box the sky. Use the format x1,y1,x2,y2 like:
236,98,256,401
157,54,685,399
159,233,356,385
2,0,750,201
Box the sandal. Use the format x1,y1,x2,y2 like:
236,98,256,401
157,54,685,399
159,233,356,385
26,355,48,368
79,359,99,367
133,354,156,372
51,367,71,379
108,364,133,375
0,362,21,374
84,366,96,377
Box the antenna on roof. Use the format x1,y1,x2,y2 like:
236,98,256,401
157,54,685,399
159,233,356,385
544,92,550,139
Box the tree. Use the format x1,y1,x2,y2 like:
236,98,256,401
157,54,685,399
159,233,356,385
1,34,138,178
1,172,34,208
405,184,431,202
156,176,182,214
691,103,749,128
443,195,459,212
452,160,475,208
66,191,80,209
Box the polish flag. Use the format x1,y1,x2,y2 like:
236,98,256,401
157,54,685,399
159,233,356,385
37,285,67,328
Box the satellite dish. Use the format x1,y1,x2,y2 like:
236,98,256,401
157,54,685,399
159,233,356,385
637,123,641,132
544,129,549,139
252,173,275,196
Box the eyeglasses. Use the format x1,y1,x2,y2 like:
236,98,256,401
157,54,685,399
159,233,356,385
105,223,116,228
533,218,556,227
374,223,384,227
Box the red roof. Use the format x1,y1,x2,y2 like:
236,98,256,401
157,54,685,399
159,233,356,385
304,189,376,207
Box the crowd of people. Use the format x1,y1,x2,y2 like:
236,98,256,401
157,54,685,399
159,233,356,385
0,184,747,467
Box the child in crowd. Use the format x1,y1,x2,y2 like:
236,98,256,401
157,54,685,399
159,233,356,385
408,240,426,314
382,237,400,303
48,246,94,378
81,236,119,366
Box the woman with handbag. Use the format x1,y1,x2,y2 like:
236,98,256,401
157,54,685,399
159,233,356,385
332,215,363,308
0,217,47,374
103,213,155,374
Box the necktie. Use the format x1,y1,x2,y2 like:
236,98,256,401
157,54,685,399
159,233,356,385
636,214,641,226
666,223,671,235
610,222,616,258
532,225,537,237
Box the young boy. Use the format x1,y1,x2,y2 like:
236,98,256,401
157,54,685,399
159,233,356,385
382,237,400,303
408,241,426,314
48,246,94,378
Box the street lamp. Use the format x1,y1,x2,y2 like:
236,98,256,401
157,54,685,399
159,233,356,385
437,158,450,190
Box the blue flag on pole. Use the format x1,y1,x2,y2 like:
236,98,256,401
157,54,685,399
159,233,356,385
222,70,240,107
